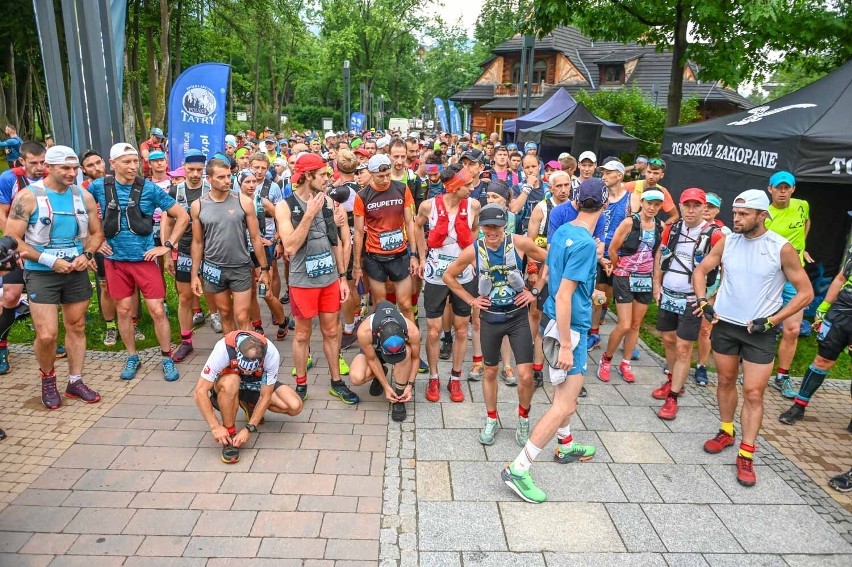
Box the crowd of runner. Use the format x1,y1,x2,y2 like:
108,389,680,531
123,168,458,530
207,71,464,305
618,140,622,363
1,124,850,500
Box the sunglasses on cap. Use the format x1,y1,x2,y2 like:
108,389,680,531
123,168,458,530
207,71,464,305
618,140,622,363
648,158,665,168
375,164,391,173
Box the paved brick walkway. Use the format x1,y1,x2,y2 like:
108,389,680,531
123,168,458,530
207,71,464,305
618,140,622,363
0,308,850,566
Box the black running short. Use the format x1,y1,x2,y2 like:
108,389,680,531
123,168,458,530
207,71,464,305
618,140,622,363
596,263,613,287
613,274,653,305
363,252,410,283
2,265,24,285
817,312,852,362
25,269,92,305
480,308,533,366
711,319,779,365
656,306,702,342
423,280,476,319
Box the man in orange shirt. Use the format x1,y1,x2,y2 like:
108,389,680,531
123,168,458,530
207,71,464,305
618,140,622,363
352,154,419,322
625,157,679,225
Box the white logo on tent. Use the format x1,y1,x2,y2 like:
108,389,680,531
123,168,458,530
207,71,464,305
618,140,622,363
727,104,817,126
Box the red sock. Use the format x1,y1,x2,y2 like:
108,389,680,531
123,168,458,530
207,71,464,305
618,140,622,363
180,331,192,344
777,367,788,375
532,363,543,372
473,355,483,364
226,426,236,436
558,434,573,445
295,375,308,385
251,320,263,329
487,409,498,419
666,372,673,382
590,328,599,335
518,405,530,418
193,308,202,315
794,398,808,407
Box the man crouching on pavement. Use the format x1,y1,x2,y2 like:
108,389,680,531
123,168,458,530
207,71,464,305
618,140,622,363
194,330,303,464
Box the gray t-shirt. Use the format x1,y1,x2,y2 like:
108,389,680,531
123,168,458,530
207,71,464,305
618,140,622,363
198,193,251,267
287,193,338,289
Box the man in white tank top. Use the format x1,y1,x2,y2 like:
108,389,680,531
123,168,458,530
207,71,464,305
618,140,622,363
692,189,813,488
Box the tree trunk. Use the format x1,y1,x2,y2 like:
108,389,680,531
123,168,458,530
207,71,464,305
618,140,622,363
155,0,171,130
18,66,32,137
666,1,688,128
6,43,19,128
172,0,183,78
145,20,158,127
252,40,261,131
130,0,146,141
0,74,7,125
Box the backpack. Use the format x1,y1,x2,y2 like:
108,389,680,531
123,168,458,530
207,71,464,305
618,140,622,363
223,330,268,381
258,179,275,218
103,176,153,238
660,220,720,287
619,213,663,257
285,194,338,247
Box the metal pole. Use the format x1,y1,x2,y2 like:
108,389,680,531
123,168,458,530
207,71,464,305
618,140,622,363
33,0,72,145
516,38,528,124
378,95,384,131
523,35,535,114
343,60,350,133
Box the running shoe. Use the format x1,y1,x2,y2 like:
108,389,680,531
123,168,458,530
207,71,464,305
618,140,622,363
120,355,141,380
618,361,636,383
341,330,358,350
468,362,484,381
658,396,678,420
0,347,9,375
295,383,308,401
631,347,641,360
221,444,240,464
292,354,314,376
56,345,67,358
479,417,499,445
162,357,180,382
736,455,756,487
65,380,100,403
425,378,440,402
501,464,546,503
501,366,517,386
330,381,359,405
828,469,852,493
338,354,350,376
597,356,612,382
652,379,672,400
695,365,709,386
780,375,797,399
391,400,407,422
516,417,530,447
554,442,596,463
0,428,5,441
210,313,223,333
192,311,206,326
172,342,194,363
41,373,61,410
779,403,805,425
447,379,465,403
288,318,295,330
533,370,543,389
579,386,587,398
418,359,428,374
439,338,452,360
279,289,289,304
587,333,601,350
253,326,265,336
703,430,735,454
369,376,384,397
134,324,145,342
103,328,118,347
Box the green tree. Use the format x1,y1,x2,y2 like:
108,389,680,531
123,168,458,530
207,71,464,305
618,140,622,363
422,22,481,102
473,0,531,59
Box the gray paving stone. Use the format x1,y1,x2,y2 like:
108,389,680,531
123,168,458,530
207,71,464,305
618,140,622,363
73,470,161,492
143,430,206,447
602,405,671,433
653,433,738,465
52,445,123,469
149,472,224,493
252,432,304,449
190,494,235,510
324,538,378,560
419,552,461,567
662,406,722,433
61,490,135,509
123,559,206,567
499,502,624,552
543,552,667,567
146,405,202,420
231,494,299,511
48,556,126,566
703,554,787,567
314,449,372,475
661,554,710,567
128,492,195,509
415,429,486,461
576,405,614,431
333,474,383,497
207,560,302,567
418,502,506,551
416,461,452,502
608,464,663,503
599,431,673,464
0,531,32,552
576,384,629,406
190,510,256,537
606,503,666,552
135,535,190,557
76,427,152,446
109,446,196,471
66,534,143,555
64,508,135,534
19,533,77,555
218,473,276,494
414,401,444,428
182,536,261,557
320,512,380,539
0,505,77,532
642,464,731,504
641,504,743,553
256,537,326,559
462,551,546,566
123,509,202,536
250,511,324,538
0,554,51,567
13,489,70,506
249,449,318,473
297,495,358,512
702,465,804,504
711,505,852,554
272,473,336,495
441,402,489,428
30,468,86,490
782,554,852,567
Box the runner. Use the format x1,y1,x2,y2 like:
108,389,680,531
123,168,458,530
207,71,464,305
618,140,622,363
510,154,547,233
693,189,813,486
597,189,665,383
348,300,421,421
492,146,520,187
190,159,271,334
277,153,358,404
87,143,190,381
652,188,723,419
501,178,608,503
625,158,679,225
765,171,812,398
194,330,303,464
5,146,104,409
139,127,166,178
414,164,481,403
330,150,363,351
445,204,547,446
1,124,22,169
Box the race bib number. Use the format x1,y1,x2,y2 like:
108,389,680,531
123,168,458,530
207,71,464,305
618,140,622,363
44,246,78,260
379,228,404,251
428,253,454,278
660,288,688,315
305,251,335,278
817,319,832,342
201,261,222,286
629,274,653,293
176,253,192,274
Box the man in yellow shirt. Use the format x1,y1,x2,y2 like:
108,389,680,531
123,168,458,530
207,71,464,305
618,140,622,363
764,170,812,398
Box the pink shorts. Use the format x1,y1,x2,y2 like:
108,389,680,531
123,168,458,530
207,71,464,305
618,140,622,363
290,281,341,320
105,259,166,300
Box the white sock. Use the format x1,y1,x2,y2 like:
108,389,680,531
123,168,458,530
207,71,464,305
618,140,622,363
68,374,82,383
429,373,439,379
511,440,541,473
344,323,355,333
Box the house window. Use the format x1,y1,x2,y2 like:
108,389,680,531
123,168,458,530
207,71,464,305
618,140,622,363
512,62,521,84
600,64,625,84
533,60,547,84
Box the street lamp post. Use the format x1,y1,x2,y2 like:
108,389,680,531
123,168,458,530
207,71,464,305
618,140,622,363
343,60,350,133
378,95,385,131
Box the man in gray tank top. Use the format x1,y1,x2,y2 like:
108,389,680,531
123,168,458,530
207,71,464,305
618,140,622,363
190,159,271,334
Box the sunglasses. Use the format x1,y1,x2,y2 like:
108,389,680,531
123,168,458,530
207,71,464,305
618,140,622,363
648,158,665,167
374,164,391,173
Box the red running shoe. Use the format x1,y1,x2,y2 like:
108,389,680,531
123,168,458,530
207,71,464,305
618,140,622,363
597,356,612,382
736,455,756,486
652,379,671,400
703,430,735,454
448,379,465,403
657,396,678,420
618,361,635,383
425,378,440,402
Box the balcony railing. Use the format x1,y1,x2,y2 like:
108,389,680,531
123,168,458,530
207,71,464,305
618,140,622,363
495,83,544,97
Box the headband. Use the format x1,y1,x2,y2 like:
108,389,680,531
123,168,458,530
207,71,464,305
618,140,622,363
443,168,473,193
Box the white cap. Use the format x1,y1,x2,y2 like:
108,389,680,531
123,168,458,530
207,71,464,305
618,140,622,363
733,189,772,216
578,150,597,163
110,143,139,161
558,152,571,160
641,189,665,202
599,160,625,174
45,145,79,165
273,157,287,167
376,136,391,150
324,130,336,139
367,154,392,172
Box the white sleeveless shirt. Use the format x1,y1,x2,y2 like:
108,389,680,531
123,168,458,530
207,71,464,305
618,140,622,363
714,230,789,325
424,198,475,286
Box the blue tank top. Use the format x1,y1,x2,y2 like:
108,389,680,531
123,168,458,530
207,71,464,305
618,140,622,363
25,188,84,272
601,192,631,258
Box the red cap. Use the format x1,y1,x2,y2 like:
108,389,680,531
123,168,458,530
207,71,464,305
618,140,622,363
680,188,706,204
291,153,326,184
354,148,370,158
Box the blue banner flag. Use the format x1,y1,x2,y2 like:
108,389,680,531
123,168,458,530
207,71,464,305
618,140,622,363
350,112,366,133
168,63,230,170
434,98,450,133
448,100,462,135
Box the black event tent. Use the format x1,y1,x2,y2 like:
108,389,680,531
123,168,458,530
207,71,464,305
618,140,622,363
503,87,624,134
517,101,640,156
662,59,852,272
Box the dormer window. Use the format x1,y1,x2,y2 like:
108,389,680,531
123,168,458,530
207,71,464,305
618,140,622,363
600,64,624,84
533,60,547,84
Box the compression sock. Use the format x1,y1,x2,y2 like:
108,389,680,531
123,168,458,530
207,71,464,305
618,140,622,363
795,364,828,407
556,425,572,450
738,442,755,460
532,363,543,372
518,405,530,418
720,422,735,437
511,440,542,473
0,307,17,341
180,331,192,345
226,426,237,436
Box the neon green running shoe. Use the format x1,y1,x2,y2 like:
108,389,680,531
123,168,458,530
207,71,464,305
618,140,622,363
554,442,596,464
292,354,314,376
501,464,547,503
338,354,350,376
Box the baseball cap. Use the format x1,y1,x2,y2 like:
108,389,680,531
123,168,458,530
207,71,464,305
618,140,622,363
733,189,772,214
680,188,707,204
367,154,392,173
545,160,561,170
642,189,665,202
324,131,335,139
150,127,165,138
354,148,371,158
576,178,608,205
769,170,795,187
225,134,237,147
273,157,287,167
355,162,369,172
479,204,509,227
599,160,625,174
578,151,597,163
377,318,407,364
109,143,139,161
558,152,571,161
460,149,484,164
375,136,390,150
524,141,537,152
706,193,722,208
506,143,518,151
184,149,206,164
45,145,79,166
148,150,166,161
168,166,186,177
291,153,327,184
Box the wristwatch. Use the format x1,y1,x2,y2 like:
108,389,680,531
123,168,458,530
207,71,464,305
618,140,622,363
85,251,94,260
246,423,257,433
163,240,175,250
530,287,540,297
522,185,532,195
260,266,271,272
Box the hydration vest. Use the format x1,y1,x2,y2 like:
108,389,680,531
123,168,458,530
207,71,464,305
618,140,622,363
535,198,555,248
24,183,89,247
258,179,275,219
174,180,210,211
619,213,663,257
103,176,153,238
426,195,473,250
285,194,338,247
660,220,720,287
223,330,268,381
